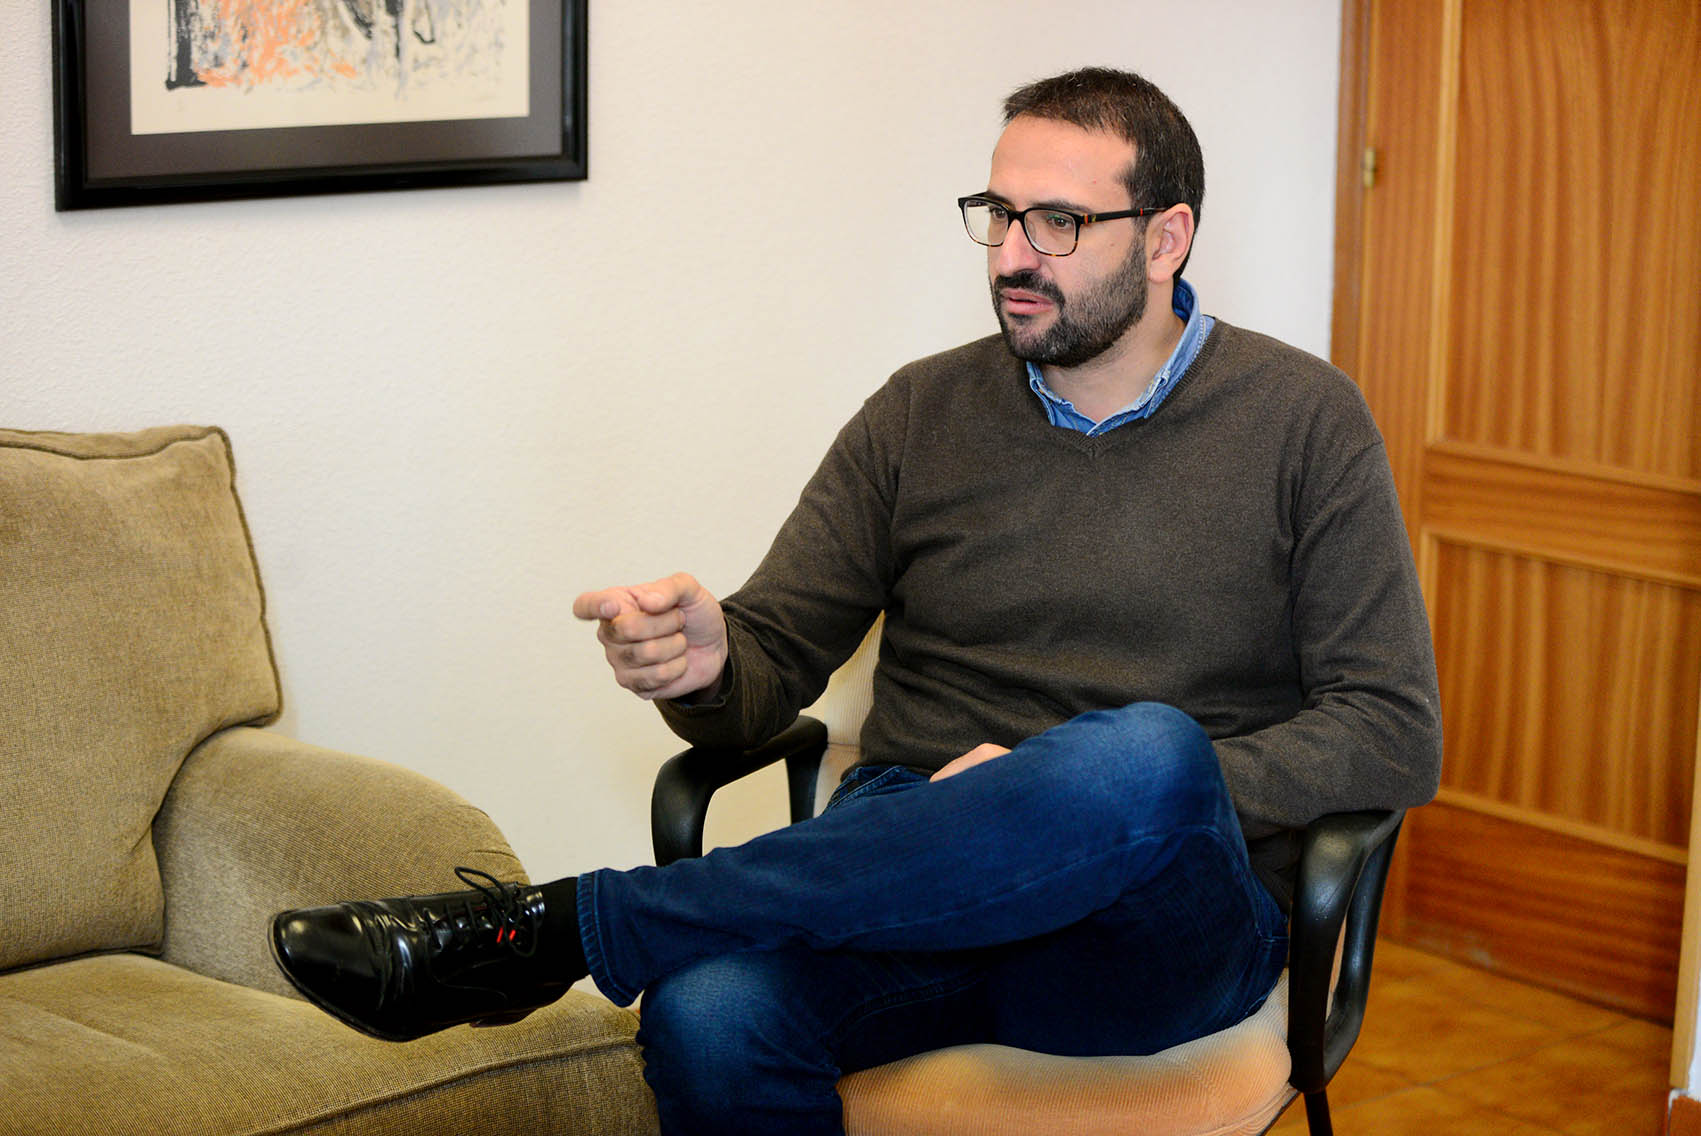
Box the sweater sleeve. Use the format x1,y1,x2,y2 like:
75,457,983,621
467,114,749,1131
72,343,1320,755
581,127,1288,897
1214,432,1443,832
657,387,901,751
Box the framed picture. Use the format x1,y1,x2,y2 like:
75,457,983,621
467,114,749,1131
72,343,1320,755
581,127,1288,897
52,0,587,210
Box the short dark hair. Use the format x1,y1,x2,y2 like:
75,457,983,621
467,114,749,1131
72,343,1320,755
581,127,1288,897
1003,68,1205,270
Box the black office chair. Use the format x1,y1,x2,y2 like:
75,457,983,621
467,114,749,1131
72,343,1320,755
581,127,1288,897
653,712,1402,1136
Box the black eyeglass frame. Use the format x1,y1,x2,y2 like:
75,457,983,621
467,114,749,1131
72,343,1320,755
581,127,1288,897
957,195,1168,257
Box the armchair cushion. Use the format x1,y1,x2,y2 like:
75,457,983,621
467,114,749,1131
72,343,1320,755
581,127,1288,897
0,426,280,972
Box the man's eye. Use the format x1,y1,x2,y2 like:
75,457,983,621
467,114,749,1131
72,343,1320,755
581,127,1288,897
983,204,1009,221
1040,212,1076,232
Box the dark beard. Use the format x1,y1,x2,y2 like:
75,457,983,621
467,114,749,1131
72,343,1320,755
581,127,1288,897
992,242,1149,368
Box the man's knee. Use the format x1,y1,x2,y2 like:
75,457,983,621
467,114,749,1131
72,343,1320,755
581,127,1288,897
1035,702,1227,824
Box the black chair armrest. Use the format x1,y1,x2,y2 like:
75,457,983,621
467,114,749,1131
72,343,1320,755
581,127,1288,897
1286,808,1404,1093
651,716,830,866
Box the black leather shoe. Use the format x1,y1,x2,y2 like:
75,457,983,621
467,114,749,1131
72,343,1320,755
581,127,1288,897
271,867,571,1042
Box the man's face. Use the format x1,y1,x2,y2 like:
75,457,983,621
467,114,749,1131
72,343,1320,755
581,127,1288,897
983,116,1150,368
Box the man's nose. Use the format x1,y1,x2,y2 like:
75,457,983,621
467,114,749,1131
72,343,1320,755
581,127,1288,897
991,219,1044,276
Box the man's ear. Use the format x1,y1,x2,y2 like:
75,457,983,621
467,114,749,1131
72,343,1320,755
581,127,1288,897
1147,204,1195,284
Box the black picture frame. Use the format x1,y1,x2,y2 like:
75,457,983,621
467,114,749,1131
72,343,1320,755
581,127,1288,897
53,0,587,211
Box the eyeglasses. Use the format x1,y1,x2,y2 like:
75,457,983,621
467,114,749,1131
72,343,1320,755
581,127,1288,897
957,196,1165,257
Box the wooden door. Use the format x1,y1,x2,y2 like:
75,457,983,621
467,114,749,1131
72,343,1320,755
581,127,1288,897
1332,0,1701,1021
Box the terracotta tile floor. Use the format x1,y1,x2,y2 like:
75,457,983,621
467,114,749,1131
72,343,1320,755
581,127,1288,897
1266,940,1673,1135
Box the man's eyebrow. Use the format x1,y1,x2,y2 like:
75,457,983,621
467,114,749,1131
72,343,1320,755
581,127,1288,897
975,190,1093,214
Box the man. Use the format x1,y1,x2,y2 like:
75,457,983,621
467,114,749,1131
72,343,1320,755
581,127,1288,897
272,67,1442,1134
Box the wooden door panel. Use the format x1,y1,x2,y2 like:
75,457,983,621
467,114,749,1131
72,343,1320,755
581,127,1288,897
1429,540,1699,847
1446,0,1701,480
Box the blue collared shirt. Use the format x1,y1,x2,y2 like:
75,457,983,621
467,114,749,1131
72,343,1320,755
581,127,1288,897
1026,278,1214,436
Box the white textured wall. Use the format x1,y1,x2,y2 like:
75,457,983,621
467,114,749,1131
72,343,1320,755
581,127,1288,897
1,3,1343,881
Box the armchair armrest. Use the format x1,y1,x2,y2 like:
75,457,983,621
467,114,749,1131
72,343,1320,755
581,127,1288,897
153,725,527,998
1285,808,1404,1094
651,716,829,866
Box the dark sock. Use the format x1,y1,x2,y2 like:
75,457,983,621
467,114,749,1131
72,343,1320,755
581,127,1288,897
536,876,589,983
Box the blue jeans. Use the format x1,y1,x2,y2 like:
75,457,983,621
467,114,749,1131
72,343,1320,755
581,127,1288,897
576,703,1288,1135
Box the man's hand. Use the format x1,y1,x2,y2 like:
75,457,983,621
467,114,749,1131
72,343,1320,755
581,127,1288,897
930,743,1012,782
572,572,729,702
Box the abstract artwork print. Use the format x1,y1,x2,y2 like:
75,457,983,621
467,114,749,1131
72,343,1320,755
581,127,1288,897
131,0,530,134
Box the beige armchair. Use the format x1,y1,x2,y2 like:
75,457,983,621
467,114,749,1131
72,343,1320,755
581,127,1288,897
0,426,657,1135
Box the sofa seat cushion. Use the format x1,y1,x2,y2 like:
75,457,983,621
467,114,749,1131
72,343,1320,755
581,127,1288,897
0,427,281,971
0,954,657,1135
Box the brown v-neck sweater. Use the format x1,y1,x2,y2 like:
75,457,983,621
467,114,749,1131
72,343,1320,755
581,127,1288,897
663,322,1442,900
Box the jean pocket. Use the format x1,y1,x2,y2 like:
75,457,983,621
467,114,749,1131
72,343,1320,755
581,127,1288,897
824,764,916,812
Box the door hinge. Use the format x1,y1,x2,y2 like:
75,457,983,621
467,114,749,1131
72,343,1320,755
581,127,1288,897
1361,146,1379,189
